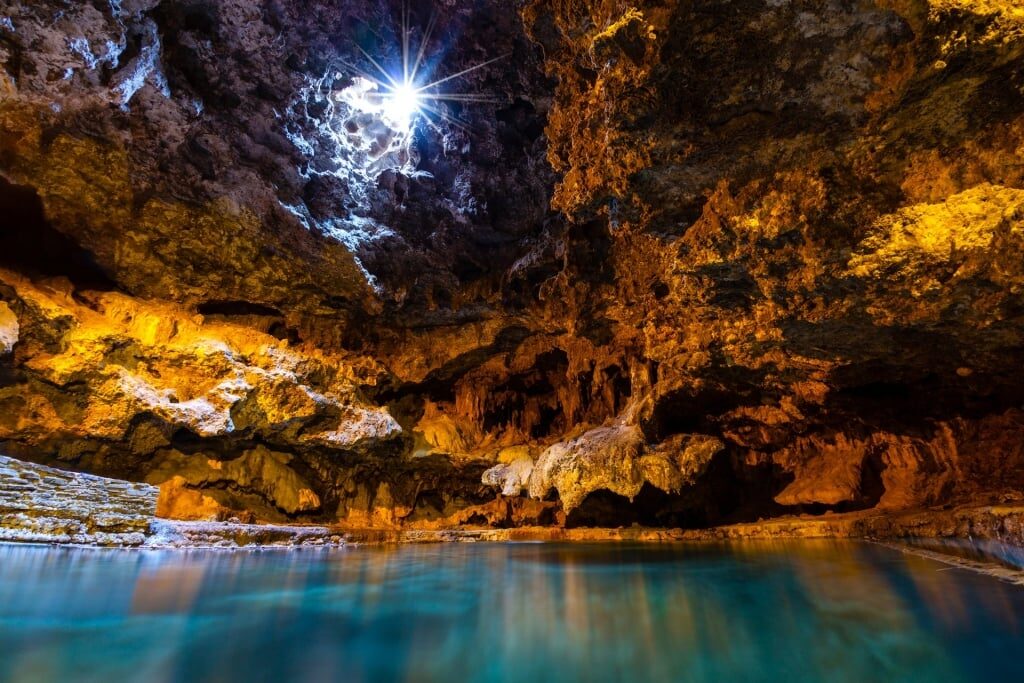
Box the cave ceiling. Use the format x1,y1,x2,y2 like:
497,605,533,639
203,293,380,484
1,0,1023,527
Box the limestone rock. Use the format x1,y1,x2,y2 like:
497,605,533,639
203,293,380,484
0,454,156,546
483,457,535,497
339,482,413,529
300,406,402,450
0,302,17,354
774,435,872,508
156,476,235,522
640,434,725,496
526,425,725,512
2,0,1024,532
145,446,321,517
0,270,399,455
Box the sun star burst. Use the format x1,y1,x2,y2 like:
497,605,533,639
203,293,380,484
343,3,507,135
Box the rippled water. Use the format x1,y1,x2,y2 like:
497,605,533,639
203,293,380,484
0,540,1022,682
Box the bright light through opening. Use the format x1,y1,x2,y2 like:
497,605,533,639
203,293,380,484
384,82,421,128
331,5,508,163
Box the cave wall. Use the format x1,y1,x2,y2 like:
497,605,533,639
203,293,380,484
1,0,1023,528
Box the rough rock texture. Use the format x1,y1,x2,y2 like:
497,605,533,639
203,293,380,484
2,0,1024,532
0,453,353,546
146,519,348,548
0,270,397,451
517,425,724,512
8,448,1024,557
0,269,507,525
148,447,322,517
0,454,156,546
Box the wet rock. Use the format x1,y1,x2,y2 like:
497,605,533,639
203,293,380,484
525,425,724,513
146,446,321,517
482,455,535,497
0,302,17,354
2,0,1024,533
0,454,156,546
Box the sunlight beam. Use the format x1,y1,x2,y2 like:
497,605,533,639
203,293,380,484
341,7,507,139
415,53,509,94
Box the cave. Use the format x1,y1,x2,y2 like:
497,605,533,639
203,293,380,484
0,179,117,289
565,450,785,529
2,0,1024,678
1,0,1022,546
644,384,748,440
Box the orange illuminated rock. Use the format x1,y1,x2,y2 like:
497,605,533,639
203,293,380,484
156,477,234,522
1,0,1024,535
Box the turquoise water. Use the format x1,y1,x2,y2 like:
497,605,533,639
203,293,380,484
0,541,1022,682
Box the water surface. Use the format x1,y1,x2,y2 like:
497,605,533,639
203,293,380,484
0,540,1021,682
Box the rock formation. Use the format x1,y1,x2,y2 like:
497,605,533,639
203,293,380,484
2,0,1023,530
0,454,157,545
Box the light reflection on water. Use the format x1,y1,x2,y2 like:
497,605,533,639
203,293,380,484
0,540,1022,682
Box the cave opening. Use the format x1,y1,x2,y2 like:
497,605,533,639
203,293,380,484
477,348,571,440
565,451,786,529
0,178,117,290
643,385,745,441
